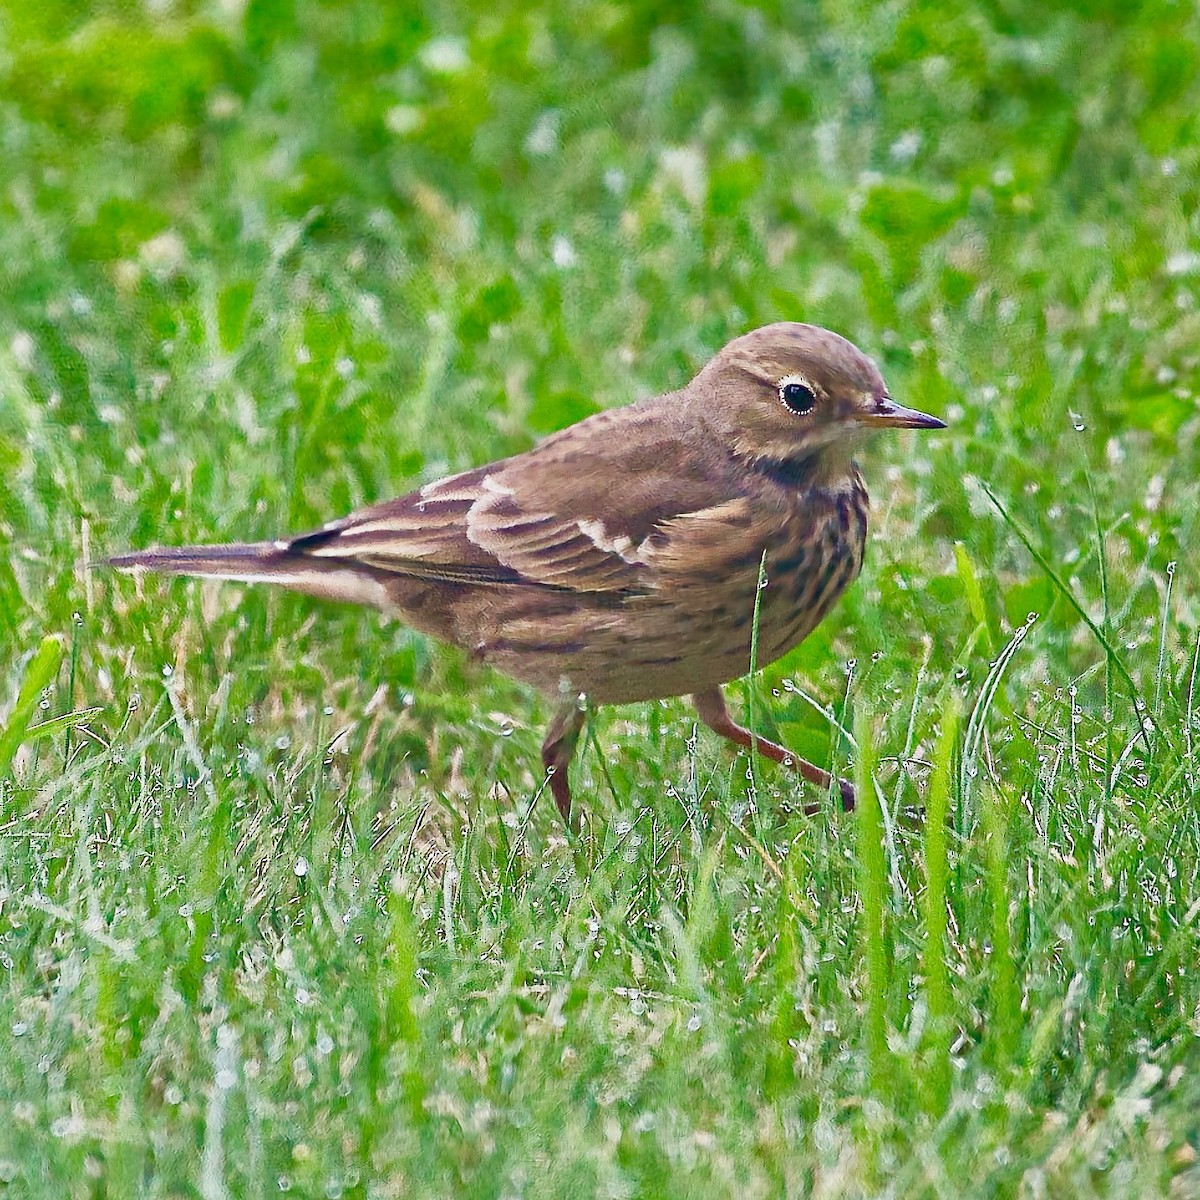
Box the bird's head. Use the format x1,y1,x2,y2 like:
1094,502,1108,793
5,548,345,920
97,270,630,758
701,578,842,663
693,322,945,466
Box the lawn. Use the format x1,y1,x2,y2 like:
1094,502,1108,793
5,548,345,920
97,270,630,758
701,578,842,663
2,2,1199,1196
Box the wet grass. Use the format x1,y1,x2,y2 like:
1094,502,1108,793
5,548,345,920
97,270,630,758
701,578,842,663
2,2,1200,1196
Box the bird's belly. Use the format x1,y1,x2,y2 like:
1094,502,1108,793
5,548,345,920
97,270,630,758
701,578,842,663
479,521,864,705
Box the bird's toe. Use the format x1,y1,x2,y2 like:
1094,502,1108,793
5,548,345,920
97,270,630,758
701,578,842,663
838,778,856,811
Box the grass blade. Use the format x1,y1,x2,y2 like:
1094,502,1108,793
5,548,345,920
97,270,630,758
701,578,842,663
921,698,960,1114
744,549,770,803
981,480,1152,738
855,708,889,1089
0,634,66,778
954,541,995,655
983,786,1019,1070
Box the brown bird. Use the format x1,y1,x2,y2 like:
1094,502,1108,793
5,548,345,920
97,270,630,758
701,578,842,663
108,323,944,820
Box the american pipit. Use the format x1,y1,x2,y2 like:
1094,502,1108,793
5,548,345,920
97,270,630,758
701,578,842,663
109,323,944,819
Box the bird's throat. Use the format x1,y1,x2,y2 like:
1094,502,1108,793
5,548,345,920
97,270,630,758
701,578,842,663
754,447,859,494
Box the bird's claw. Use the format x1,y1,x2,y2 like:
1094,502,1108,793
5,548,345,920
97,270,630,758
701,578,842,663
837,778,856,811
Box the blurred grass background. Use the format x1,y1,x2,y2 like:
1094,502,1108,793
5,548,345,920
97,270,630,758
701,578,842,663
1,1,1199,1196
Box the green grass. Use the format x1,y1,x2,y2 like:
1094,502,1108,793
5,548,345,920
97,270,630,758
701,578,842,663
2,1,1200,1196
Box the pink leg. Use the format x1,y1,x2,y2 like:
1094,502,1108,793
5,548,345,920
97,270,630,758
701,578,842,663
541,699,586,822
692,687,855,814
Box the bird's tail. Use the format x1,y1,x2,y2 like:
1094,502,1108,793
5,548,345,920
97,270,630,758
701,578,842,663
105,541,293,584
104,541,396,610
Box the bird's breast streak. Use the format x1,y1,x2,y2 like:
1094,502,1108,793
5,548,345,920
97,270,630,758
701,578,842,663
754,480,868,662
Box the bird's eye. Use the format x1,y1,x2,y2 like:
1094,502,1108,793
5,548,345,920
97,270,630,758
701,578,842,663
779,378,817,415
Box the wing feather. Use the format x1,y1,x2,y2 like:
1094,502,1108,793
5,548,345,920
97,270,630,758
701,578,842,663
284,407,768,595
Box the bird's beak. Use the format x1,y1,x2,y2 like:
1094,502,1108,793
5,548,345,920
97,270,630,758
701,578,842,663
856,397,947,430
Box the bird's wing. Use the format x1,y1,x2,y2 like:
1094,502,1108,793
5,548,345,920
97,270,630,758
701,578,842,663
288,407,762,594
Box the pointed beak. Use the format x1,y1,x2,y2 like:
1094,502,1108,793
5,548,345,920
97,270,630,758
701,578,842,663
856,396,947,431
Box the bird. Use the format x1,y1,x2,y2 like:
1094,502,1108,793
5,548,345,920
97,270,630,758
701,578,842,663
107,322,945,821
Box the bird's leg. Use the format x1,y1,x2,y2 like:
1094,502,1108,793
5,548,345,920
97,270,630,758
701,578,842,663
691,687,855,813
541,697,586,821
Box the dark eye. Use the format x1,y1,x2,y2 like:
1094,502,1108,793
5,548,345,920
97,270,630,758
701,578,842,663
780,380,817,414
